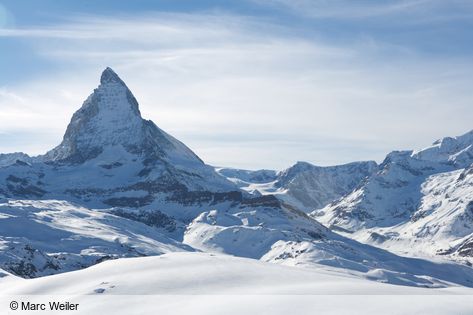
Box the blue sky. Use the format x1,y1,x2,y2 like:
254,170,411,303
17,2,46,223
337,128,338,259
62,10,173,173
1,0,473,169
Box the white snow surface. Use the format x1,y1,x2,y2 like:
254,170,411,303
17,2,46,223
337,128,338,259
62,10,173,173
0,199,191,277
0,252,468,295
1,253,472,315
412,130,473,167
314,129,473,264
217,160,377,212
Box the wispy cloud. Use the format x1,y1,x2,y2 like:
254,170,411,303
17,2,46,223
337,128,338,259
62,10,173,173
1,11,472,169
254,0,473,21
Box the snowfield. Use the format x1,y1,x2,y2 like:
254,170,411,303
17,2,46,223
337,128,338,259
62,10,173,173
1,252,473,315
0,199,192,277
314,138,473,265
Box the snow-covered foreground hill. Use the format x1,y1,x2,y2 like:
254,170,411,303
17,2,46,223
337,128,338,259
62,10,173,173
0,252,472,315
5,198,473,289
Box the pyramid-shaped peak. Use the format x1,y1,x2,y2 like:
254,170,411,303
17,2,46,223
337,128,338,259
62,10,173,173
42,68,206,166
100,67,126,85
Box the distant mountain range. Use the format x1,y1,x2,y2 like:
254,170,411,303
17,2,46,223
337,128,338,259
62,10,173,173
1,68,472,289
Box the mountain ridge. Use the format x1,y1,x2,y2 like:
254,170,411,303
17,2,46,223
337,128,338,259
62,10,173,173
0,68,472,290
313,128,473,263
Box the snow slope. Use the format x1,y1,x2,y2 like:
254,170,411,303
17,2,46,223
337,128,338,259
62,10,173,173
315,130,473,263
182,195,473,288
273,161,377,211
0,199,191,277
1,253,472,315
217,160,377,212
2,192,472,288
412,130,473,168
0,252,469,294
0,153,32,168
215,167,277,187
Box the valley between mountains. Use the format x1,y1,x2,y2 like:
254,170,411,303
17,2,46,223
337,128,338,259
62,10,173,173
1,68,473,304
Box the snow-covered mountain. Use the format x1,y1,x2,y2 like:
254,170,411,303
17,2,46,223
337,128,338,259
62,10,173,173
314,130,473,263
217,160,377,212
0,152,32,168
412,130,473,168
43,68,204,169
0,68,237,206
215,167,277,188
1,68,473,293
0,68,242,276
0,199,191,278
274,161,377,211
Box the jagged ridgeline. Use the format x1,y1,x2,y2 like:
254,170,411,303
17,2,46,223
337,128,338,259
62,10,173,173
0,68,328,278
0,67,240,205
1,68,473,291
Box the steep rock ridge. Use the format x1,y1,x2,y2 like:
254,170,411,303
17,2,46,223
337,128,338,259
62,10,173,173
0,68,236,205
315,129,473,262
217,161,377,212
0,153,32,168
315,151,452,230
43,67,202,166
274,161,377,211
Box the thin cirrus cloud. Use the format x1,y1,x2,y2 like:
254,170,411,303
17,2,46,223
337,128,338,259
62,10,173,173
0,11,472,170
256,0,473,21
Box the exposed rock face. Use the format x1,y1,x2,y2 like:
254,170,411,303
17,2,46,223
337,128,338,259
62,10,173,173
274,161,378,211
0,68,236,205
43,67,203,167
0,153,32,168
217,161,378,212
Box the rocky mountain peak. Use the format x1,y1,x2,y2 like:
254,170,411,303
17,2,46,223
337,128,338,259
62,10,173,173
96,67,141,117
100,67,126,85
41,68,202,166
